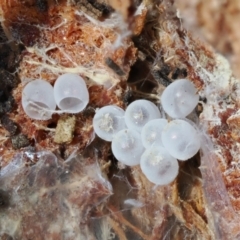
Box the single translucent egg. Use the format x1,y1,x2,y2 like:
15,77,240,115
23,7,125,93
140,146,179,185
54,73,89,113
141,119,168,148
111,129,144,166
93,105,125,141
22,80,56,120
161,119,200,161
161,79,199,118
125,100,161,132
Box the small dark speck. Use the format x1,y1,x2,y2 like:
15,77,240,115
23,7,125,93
11,134,30,149
0,69,19,89
105,58,125,76
0,96,15,116
0,189,10,209
199,96,207,103
1,115,19,136
59,169,70,184
123,89,133,104
36,0,48,12
172,68,188,79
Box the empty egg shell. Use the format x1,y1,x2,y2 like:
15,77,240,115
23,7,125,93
54,73,89,113
22,79,56,120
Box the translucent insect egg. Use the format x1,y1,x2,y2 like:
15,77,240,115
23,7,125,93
93,105,125,141
161,79,199,118
22,80,56,120
125,100,161,132
161,119,200,161
141,118,168,148
54,73,89,113
111,129,144,166
140,146,179,185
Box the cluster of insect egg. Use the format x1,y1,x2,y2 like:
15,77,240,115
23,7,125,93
93,79,200,185
22,74,200,185
22,73,89,120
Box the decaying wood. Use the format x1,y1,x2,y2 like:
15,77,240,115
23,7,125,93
0,0,240,239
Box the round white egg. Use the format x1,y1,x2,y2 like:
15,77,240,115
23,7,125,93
111,129,144,166
141,118,168,148
140,146,179,185
93,105,125,141
125,100,161,132
161,79,199,118
161,119,200,161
